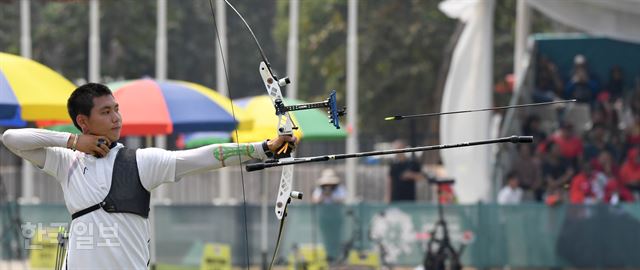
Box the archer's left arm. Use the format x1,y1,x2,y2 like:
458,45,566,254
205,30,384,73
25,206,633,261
174,142,268,178
174,135,297,178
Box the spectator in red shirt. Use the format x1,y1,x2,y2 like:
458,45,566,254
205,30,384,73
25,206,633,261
619,147,640,199
604,179,635,203
552,122,583,166
591,150,619,179
569,162,606,204
591,150,633,203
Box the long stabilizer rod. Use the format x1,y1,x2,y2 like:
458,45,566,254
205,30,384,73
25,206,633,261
384,99,576,121
247,135,533,172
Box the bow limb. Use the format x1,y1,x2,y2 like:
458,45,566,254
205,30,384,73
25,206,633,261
258,48,298,270
258,62,298,219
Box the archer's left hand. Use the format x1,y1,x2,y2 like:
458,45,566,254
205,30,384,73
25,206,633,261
268,135,298,157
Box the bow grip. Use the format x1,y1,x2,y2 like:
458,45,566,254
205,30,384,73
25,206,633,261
274,140,295,159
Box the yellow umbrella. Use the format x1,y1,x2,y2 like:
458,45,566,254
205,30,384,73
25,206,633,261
0,52,75,121
233,96,303,142
232,95,347,143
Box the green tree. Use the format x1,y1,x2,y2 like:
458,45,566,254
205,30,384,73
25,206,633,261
275,0,456,144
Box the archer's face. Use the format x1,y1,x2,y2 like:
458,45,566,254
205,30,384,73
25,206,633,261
82,95,122,142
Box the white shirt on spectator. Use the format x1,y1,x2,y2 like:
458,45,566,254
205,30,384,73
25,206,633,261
497,186,523,204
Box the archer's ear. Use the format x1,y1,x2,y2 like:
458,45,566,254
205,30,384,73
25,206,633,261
76,114,89,133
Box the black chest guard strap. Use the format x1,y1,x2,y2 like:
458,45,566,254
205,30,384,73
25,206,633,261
72,148,151,220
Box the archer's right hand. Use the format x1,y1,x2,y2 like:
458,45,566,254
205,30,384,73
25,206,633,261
73,134,112,158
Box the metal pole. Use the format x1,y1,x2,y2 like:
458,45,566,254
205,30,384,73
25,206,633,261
19,0,37,205
154,0,169,202
215,0,231,204
514,0,531,92
89,0,100,82
20,0,31,59
286,0,299,99
151,1,168,267
345,0,359,203
156,0,167,81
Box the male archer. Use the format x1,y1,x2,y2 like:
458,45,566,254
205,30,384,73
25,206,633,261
1,83,296,269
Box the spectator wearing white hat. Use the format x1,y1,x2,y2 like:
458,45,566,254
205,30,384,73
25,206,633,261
311,168,347,261
311,168,347,204
565,54,600,104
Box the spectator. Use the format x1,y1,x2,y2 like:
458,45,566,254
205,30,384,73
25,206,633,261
565,54,600,104
591,150,619,179
569,162,607,204
551,122,584,167
604,178,635,203
497,172,523,204
589,150,633,203
386,140,425,202
522,114,547,147
533,56,564,102
583,123,618,163
624,112,640,151
511,143,543,201
426,161,456,204
619,88,640,131
619,147,640,199
541,141,575,204
311,168,346,262
311,168,347,204
603,65,625,102
591,101,621,134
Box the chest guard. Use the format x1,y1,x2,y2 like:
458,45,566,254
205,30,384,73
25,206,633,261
72,147,150,220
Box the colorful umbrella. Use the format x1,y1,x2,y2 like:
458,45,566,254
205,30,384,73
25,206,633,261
182,131,231,149
40,79,251,136
232,95,347,142
0,52,76,125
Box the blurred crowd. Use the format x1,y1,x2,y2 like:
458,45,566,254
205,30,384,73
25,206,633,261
501,54,640,205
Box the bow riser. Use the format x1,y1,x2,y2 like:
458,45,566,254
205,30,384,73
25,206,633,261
259,61,297,220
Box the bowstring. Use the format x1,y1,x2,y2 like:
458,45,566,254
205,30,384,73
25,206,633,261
208,0,251,268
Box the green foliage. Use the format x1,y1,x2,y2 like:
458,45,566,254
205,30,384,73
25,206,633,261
0,0,20,54
100,0,157,80
275,0,456,142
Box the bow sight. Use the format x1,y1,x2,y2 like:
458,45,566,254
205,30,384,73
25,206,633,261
273,90,346,130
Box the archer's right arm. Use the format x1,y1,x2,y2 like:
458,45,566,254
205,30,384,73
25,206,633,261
1,128,73,168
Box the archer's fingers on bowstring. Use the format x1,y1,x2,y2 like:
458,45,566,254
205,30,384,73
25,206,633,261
96,136,111,147
278,135,297,150
279,137,297,152
268,135,290,152
97,141,110,154
277,143,291,155
93,144,108,158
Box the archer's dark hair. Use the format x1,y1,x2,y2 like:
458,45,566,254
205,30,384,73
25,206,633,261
67,83,113,130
